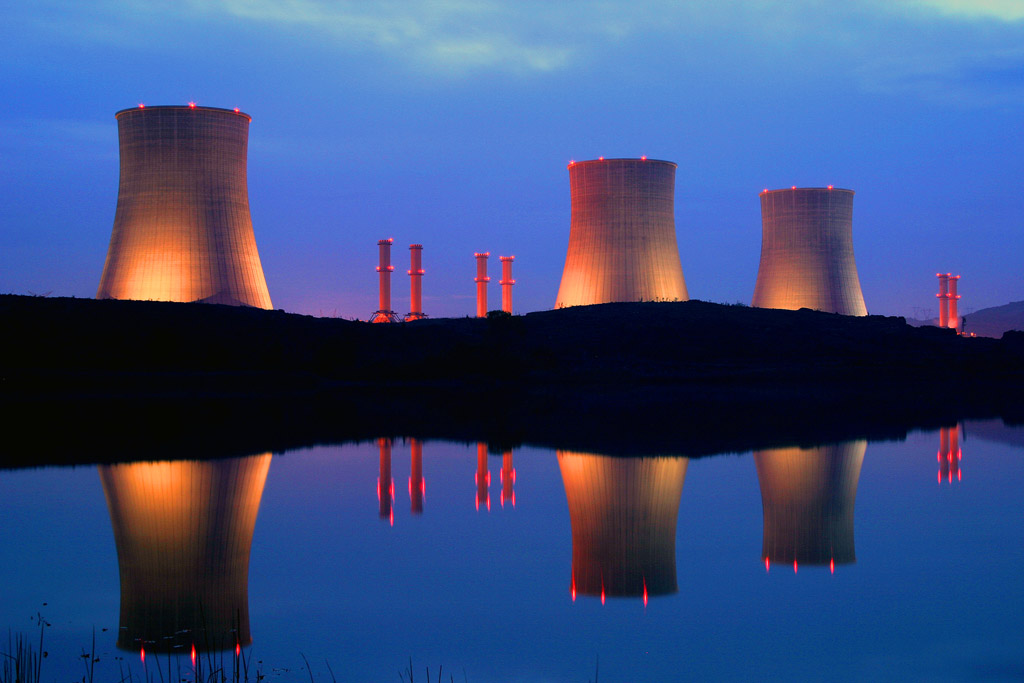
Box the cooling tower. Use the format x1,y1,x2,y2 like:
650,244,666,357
558,452,687,599
754,441,866,568
97,105,272,308
555,158,689,308
99,454,271,652
752,187,866,316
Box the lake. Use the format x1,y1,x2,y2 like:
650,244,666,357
1,420,1022,682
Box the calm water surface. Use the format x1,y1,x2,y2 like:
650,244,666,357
1,422,1022,682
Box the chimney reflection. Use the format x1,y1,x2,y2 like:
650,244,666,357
378,438,394,525
475,442,490,511
754,441,866,572
99,454,271,653
937,425,962,484
558,452,688,602
500,449,516,508
409,438,424,514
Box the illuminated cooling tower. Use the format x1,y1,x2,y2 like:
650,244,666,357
558,452,687,600
754,441,866,569
99,454,271,652
97,105,272,308
751,187,866,315
555,158,688,308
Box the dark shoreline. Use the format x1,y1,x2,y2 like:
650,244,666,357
3,295,1022,467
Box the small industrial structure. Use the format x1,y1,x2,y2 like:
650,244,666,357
558,451,687,601
99,454,271,652
370,239,401,323
752,187,867,316
555,158,689,308
97,105,272,309
405,244,426,321
499,256,515,314
936,273,961,332
474,252,490,318
754,441,866,572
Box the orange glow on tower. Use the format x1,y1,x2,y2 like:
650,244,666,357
409,438,424,514
754,441,866,570
475,442,490,510
948,275,961,332
474,253,490,317
370,239,400,323
752,187,867,315
555,158,688,308
558,452,687,600
499,256,515,314
937,273,950,328
405,244,426,321
97,105,272,308
99,454,271,653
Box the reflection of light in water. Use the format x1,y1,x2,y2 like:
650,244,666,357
500,450,516,509
99,454,271,653
937,425,962,485
754,441,866,571
558,452,687,601
378,438,394,525
409,438,424,515
476,442,490,511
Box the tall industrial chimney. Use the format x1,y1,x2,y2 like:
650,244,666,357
378,437,394,524
475,442,490,510
97,105,272,309
371,239,400,323
474,252,490,318
555,158,688,308
948,275,961,332
405,244,426,321
500,449,515,508
499,256,515,314
409,438,424,514
937,273,950,328
752,187,867,316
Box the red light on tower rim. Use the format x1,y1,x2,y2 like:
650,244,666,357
234,107,240,113
138,103,145,109
641,155,647,160
188,101,196,109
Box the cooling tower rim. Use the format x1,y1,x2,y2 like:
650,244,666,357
115,105,252,121
567,157,676,168
759,186,854,195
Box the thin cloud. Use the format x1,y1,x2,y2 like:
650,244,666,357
903,0,1024,22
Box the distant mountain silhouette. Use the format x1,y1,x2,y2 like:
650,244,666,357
962,301,1024,338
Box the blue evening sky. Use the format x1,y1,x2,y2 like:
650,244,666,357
1,0,1022,319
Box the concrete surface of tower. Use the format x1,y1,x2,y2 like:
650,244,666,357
97,105,272,309
555,158,689,308
751,187,866,316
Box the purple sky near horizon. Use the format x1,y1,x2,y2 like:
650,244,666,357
1,1,1022,320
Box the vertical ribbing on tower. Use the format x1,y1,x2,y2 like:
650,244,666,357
937,273,950,328
948,275,960,332
371,239,400,323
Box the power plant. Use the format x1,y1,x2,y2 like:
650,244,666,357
97,105,272,309
499,256,515,314
752,187,867,316
555,158,688,308
754,441,866,571
937,273,961,332
370,239,401,323
99,454,271,653
405,245,426,321
558,451,687,601
474,252,490,317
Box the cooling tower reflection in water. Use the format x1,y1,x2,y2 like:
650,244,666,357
98,454,271,653
557,452,688,601
754,441,866,570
